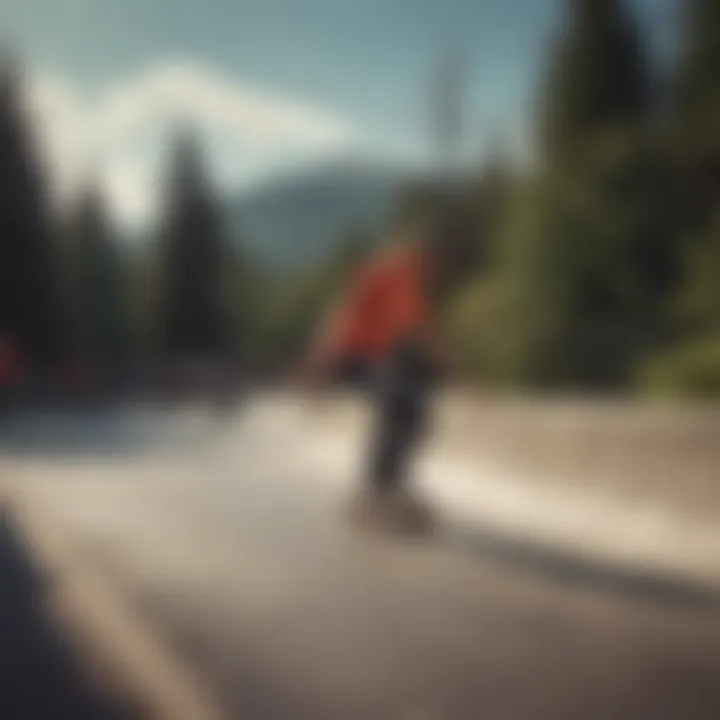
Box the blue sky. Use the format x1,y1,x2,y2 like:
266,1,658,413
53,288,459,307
2,0,676,225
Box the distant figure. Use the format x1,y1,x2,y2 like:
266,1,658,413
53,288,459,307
300,207,470,532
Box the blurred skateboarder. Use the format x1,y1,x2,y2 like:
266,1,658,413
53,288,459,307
300,204,471,532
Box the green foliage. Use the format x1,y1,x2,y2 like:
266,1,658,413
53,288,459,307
222,244,259,363
253,230,373,365
445,275,514,384
463,149,512,274
540,0,649,164
673,0,720,231
448,125,680,390
640,335,720,397
674,223,720,334
638,0,720,397
676,0,720,123
641,224,720,396
445,0,680,391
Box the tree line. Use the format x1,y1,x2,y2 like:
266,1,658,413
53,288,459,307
447,0,720,395
0,60,243,394
0,0,718,397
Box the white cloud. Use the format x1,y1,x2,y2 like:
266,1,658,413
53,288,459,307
25,59,357,229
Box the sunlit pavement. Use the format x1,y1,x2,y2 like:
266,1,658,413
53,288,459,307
3,396,720,720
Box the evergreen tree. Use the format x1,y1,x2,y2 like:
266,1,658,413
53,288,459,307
0,57,62,365
676,0,720,123
69,184,127,373
540,0,650,162
467,0,670,388
641,0,720,394
468,140,512,272
674,0,720,229
159,129,227,359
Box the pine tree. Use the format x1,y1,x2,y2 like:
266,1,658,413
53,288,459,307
489,0,669,388
159,129,227,359
674,0,720,228
0,57,62,366
469,139,512,272
642,0,720,393
677,0,720,122
69,185,127,374
540,0,650,162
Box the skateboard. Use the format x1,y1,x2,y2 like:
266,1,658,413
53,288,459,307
347,487,436,537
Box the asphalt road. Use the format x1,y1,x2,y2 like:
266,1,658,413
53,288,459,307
3,397,720,720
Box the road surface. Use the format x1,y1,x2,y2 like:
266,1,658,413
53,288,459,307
3,396,720,719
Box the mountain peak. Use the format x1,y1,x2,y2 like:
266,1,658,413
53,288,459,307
230,158,406,271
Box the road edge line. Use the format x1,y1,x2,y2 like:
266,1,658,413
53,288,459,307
2,485,227,720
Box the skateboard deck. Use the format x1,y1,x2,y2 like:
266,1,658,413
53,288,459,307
347,488,436,537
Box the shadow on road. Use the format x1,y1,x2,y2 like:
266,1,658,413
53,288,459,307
446,520,720,615
0,506,132,720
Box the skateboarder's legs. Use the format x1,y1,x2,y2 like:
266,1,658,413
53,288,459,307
367,341,437,493
328,344,437,495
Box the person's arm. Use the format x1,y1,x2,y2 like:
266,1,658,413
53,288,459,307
296,307,343,385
